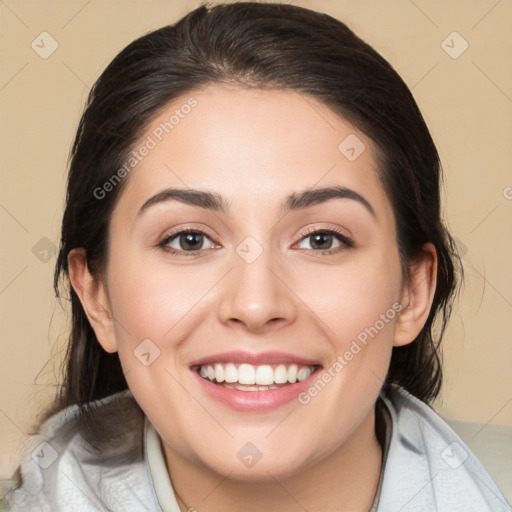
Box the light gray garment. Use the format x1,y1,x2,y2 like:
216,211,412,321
6,387,511,511
377,390,510,511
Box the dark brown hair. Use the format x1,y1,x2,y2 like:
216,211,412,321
46,1,461,424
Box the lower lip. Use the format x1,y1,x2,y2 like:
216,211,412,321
192,369,319,411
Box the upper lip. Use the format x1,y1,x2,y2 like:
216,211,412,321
190,351,322,368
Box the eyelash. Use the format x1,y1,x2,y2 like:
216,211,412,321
157,227,354,257
295,226,354,255
157,228,217,257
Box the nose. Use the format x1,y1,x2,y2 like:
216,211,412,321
217,250,298,334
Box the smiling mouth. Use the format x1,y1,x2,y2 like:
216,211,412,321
194,362,321,391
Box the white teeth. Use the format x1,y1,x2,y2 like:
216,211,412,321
224,363,238,383
287,364,298,384
198,362,316,387
297,367,313,381
215,364,225,383
222,383,280,392
255,365,274,385
238,364,256,385
274,365,288,384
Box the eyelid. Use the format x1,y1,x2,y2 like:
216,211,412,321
295,225,353,244
157,225,221,254
159,224,218,242
156,224,354,256
291,225,354,254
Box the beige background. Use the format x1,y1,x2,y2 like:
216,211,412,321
1,0,511,478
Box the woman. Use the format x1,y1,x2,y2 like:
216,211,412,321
7,2,509,511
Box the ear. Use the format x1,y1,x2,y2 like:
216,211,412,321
67,248,118,353
394,243,438,347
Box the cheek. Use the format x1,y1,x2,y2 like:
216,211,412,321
298,248,403,348
290,262,402,453
105,262,204,416
291,245,403,416
108,259,213,344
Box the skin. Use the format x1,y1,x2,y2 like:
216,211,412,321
69,85,437,512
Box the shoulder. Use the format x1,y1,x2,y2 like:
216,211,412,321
378,386,511,512
6,390,161,512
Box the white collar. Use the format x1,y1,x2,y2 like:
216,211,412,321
144,402,390,512
145,417,182,512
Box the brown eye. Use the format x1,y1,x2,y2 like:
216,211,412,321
296,230,352,252
178,232,205,251
160,230,216,253
309,232,334,250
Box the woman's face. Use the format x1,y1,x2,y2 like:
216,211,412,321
89,85,413,478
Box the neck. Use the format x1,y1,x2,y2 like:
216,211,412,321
164,407,383,512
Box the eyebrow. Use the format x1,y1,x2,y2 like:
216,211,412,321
136,185,376,219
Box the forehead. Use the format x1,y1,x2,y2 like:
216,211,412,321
112,85,394,225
